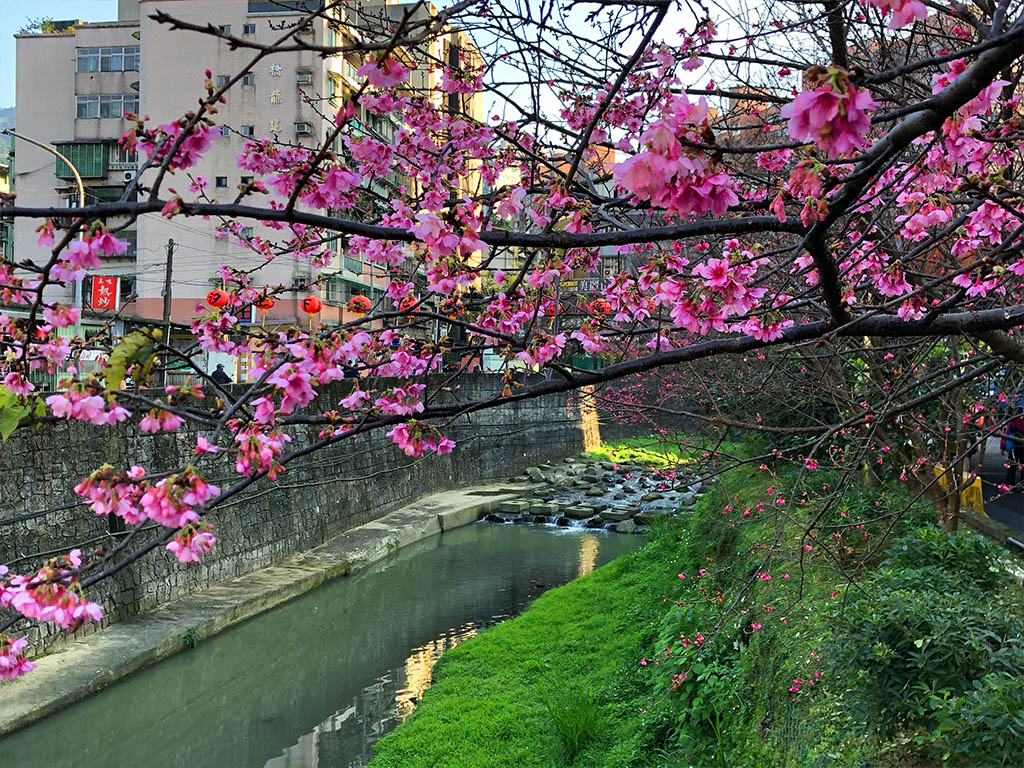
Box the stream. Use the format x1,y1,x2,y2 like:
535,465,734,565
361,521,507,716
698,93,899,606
1,523,640,768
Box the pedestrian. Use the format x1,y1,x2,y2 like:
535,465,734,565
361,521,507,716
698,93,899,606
210,363,233,386
1002,412,1024,487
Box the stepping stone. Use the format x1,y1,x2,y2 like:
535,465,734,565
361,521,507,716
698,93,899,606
641,492,664,502
615,520,638,534
600,509,632,522
585,487,606,497
499,500,530,514
564,506,593,520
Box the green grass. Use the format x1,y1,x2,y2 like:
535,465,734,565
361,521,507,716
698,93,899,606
369,435,1019,767
586,436,693,468
367,537,675,768
586,435,690,467
586,435,745,470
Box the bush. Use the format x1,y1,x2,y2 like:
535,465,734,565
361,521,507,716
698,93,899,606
928,672,1024,767
835,526,1024,746
880,526,1005,592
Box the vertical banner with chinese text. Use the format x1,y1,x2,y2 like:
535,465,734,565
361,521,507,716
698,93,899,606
91,275,119,310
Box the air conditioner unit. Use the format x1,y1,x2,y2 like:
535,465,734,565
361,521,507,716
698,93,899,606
122,170,137,183
294,122,312,136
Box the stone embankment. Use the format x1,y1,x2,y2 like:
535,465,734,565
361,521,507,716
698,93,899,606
1,374,595,652
484,455,704,533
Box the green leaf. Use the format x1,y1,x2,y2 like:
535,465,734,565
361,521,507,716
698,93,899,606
0,403,29,440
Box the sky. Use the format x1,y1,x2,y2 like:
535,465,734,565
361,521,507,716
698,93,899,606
0,0,117,108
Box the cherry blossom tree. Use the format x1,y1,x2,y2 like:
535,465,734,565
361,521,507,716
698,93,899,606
3,0,1024,677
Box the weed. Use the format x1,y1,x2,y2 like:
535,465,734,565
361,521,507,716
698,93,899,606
538,681,602,761
182,626,201,649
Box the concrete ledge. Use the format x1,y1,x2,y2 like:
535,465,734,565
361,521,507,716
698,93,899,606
0,484,523,738
963,509,1024,558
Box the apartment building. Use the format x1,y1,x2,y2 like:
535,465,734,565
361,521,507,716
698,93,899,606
13,0,482,339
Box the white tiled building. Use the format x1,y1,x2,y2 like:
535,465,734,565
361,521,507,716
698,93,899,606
13,0,481,338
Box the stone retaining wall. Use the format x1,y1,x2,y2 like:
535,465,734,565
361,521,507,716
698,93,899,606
0,374,597,650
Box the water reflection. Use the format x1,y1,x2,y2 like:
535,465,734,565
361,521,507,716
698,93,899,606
3,525,639,768
268,621,484,768
577,534,600,577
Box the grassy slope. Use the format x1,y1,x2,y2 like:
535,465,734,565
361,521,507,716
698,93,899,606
368,539,673,768
369,448,784,768
369,440,1021,767
585,435,692,467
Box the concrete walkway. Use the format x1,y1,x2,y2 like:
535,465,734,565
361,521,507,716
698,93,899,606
0,484,528,738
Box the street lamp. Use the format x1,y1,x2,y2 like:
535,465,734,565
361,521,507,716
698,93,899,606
1,128,86,336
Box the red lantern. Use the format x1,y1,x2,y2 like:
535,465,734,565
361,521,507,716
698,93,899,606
399,296,418,317
255,295,275,312
301,295,323,315
348,295,371,316
206,289,229,308
589,298,611,315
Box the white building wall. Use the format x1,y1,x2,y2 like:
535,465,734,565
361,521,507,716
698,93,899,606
14,23,142,309
137,0,345,325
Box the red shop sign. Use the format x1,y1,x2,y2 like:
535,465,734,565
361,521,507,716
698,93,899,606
91,275,119,310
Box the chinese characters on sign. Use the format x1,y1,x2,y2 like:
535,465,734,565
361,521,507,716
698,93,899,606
91,276,119,310
269,89,282,104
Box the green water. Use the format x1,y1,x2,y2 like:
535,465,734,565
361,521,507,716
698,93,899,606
2,524,639,768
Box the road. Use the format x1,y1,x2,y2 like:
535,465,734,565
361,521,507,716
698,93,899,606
975,437,1024,532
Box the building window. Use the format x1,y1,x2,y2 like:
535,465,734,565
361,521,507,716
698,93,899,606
325,275,353,305
216,75,230,87
76,46,140,73
54,142,109,178
119,230,137,257
240,125,255,137
220,126,230,138
0,220,12,261
75,94,139,119
242,73,255,86
344,254,362,273
240,227,254,238
327,74,343,102
215,176,228,188
218,24,232,35
241,175,253,185
243,23,256,35
108,142,137,169
343,60,359,82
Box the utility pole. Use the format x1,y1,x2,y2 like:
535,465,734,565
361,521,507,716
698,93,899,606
161,238,174,384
